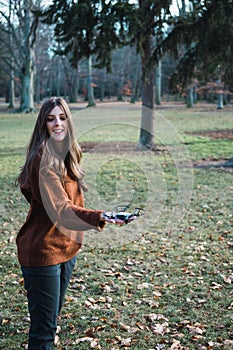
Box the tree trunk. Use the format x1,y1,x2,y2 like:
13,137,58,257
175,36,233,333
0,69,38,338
69,68,78,103
130,52,140,103
155,60,161,105
216,75,223,109
117,77,124,101
217,93,223,109
193,84,197,103
86,55,95,107
100,69,106,102
18,0,37,112
8,58,15,108
34,69,40,104
186,85,194,108
20,50,35,112
138,35,155,150
130,69,138,103
55,57,61,97
8,0,15,108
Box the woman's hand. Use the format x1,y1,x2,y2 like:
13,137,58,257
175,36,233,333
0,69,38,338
100,212,125,225
100,212,134,226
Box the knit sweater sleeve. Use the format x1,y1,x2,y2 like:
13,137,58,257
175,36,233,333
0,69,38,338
31,155,105,232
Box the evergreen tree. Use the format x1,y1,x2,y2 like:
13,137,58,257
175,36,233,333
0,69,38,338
125,0,173,149
42,0,175,148
42,0,131,106
152,0,233,93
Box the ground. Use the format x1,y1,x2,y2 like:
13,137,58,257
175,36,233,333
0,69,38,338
80,129,233,172
187,129,233,140
187,129,233,171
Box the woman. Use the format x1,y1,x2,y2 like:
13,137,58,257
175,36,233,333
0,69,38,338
16,97,118,349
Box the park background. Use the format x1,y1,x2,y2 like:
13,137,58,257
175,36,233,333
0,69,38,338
0,1,233,349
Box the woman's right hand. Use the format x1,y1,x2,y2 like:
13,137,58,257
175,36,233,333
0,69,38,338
100,212,125,226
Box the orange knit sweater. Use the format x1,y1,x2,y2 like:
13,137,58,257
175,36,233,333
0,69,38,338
16,154,105,267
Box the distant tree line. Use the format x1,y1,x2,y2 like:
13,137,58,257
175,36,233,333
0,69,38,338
0,7,175,104
0,0,232,149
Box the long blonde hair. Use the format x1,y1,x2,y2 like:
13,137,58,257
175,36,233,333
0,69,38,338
16,97,87,192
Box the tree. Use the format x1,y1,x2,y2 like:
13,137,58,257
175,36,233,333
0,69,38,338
0,0,41,112
0,21,12,101
19,0,39,112
124,0,174,149
42,0,177,148
152,0,233,97
34,23,56,102
155,60,161,106
8,0,15,108
42,0,130,106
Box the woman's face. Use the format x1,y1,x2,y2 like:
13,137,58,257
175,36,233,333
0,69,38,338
46,105,68,142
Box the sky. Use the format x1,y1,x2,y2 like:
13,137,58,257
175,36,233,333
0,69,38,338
0,0,180,17
41,0,180,14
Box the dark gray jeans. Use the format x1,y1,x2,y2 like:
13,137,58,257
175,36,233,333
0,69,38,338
21,256,77,350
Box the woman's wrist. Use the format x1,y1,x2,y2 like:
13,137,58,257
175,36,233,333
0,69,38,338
99,212,105,221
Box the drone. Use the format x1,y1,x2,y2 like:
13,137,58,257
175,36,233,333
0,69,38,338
103,206,144,224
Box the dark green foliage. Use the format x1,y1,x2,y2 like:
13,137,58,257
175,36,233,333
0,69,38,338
42,0,134,72
150,0,233,91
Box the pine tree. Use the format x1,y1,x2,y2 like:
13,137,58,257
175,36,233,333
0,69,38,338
42,0,130,106
152,0,233,94
125,0,174,149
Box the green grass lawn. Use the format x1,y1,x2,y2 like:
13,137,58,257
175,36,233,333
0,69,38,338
0,102,232,349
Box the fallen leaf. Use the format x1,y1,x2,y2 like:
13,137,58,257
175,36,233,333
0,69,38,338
221,274,233,284
119,323,131,332
223,339,233,345
170,339,181,349
98,296,106,303
102,284,113,293
191,334,203,341
153,291,162,298
120,337,131,346
137,282,153,290
90,339,100,348
187,324,206,335
152,322,169,335
211,282,223,290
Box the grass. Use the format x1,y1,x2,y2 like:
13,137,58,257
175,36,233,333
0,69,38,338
0,102,233,349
